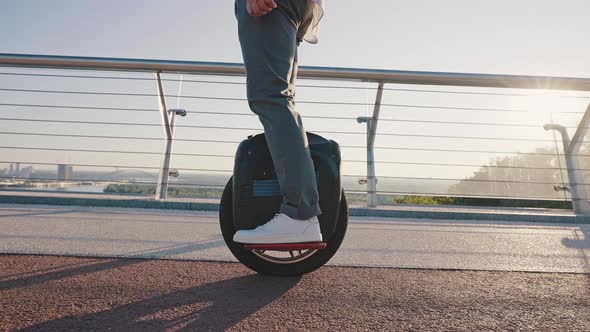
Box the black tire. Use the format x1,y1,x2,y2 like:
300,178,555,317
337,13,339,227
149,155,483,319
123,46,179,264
219,177,348,276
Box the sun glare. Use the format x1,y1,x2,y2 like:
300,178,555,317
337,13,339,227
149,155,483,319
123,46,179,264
529,89,567,120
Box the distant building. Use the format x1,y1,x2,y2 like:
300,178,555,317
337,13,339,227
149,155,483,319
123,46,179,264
2,163,35,178
19,166,33,179
58,164,73,181
5,163,34,178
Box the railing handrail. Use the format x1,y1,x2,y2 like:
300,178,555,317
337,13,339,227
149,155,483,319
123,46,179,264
1,53,590,91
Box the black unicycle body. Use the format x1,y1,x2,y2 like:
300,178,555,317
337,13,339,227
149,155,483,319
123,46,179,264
219,132,348,276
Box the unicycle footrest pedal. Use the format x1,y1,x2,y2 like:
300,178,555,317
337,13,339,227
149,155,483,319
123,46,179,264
243,242,327,251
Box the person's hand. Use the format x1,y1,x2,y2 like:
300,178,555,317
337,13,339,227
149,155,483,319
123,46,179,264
247,0,278,16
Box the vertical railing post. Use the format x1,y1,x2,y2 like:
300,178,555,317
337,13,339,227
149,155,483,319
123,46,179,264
566,103,590,214
155,72,172,199
357,81,384,207
544,103,590,215
154,72,181,200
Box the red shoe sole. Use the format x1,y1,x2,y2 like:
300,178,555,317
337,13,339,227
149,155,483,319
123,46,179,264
243,242,327,251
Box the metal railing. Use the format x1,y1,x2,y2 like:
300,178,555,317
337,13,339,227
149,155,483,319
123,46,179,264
1,53,590,213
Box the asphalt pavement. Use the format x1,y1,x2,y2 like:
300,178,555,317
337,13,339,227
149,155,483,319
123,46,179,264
1,203,589,331
0,204,588,273
1,255,588,331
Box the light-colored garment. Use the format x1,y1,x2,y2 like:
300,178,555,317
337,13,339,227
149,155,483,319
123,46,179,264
303,0,324,44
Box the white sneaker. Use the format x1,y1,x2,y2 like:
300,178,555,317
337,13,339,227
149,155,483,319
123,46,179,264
233,213,322,244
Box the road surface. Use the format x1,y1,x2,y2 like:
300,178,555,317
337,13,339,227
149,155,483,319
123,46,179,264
0,204,588,273
1,204,589,331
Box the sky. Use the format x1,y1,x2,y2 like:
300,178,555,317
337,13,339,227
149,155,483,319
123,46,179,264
1,0,590,199
2,0,590,76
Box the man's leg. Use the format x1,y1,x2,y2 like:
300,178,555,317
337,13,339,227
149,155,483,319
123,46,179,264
235,0,321,220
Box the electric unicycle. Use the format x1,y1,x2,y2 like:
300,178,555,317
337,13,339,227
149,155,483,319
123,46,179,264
219,132,348,276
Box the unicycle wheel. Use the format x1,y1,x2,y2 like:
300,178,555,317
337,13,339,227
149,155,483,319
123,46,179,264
219,178,348,276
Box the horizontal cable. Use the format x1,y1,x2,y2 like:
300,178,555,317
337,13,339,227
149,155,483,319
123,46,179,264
0,131,245,144
159,124,562,141
0,104,359,122
0,71,248,85
342,174,584,185
187,110,525,126
1,131,586,158
0,118,318,136
0,130,576,158
0,71,156,81
307,101,532,113
189,110,552,128
0,117,161,127
0,88,542,112
0,88,272,105
379,103,529,113
0,146,157,155
0,120,565,142
0,103,364,119
0,146,585,171
369,190,568,201
0,177,150,184
0,131,163,141
376,118,540,128
0,160,232,173
10,165,571,184
0,103,158,113
1,101,584,118
381,88,590,99
0,146,234,158
342,159,580,171
175,138,241,144
0,176,568,200
0,88,246,104
8,161,570,182
0,161,159,170
0,176,226,188
339,145,583,157
6,87,586,115
0,104,532,126
254,188,569,201
0,131,225,143
0,87,159,97
2,71,589,100
0,104,585,129
349,132,556,142
2,173,578,186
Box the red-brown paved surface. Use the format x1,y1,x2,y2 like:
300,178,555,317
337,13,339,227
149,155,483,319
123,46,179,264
1,255,589,332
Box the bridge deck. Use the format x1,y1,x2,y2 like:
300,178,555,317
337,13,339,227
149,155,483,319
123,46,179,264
0,203,587,273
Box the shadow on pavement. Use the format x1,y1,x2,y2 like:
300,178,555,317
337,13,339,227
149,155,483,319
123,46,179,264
0,257,139,291
0,209,78,219
0,239,226,290
562,226,590,249
562,226,589,271
22,273,300,331
0,258,103,281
